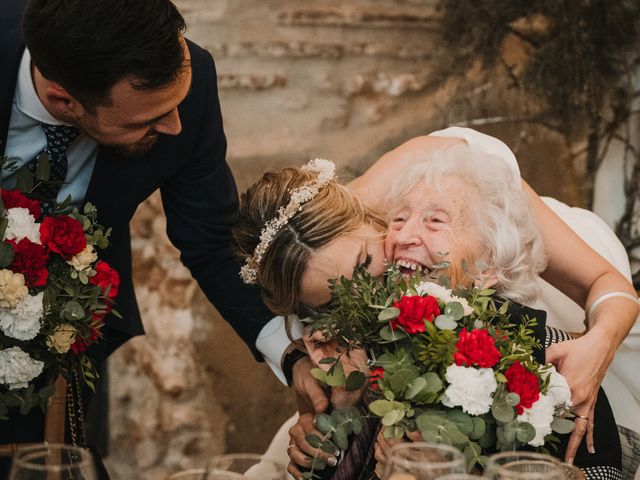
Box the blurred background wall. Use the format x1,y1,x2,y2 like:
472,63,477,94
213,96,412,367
104,1,638,478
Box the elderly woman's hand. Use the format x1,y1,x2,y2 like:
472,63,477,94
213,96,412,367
286,412,339,480
546,326,616,464
303,330,369,409
373,428,422,478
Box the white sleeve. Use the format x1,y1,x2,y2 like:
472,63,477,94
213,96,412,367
429,127,521,183
255,315,304,385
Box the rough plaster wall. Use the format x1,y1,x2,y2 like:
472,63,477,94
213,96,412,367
106,1,579,478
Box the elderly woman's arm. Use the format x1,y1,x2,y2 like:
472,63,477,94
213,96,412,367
524,180,639,463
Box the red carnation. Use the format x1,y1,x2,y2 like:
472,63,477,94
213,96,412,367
90,260,120,299
370,367,384,390
391,295,440,334
7,238,49,287
39,215,87,259
505,361,541,415
1,189,42,219
454,328,501,368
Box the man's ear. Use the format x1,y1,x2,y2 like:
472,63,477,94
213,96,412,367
44,83,85,119
474,269,499,289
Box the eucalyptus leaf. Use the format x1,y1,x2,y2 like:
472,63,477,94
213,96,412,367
325,372,346,387
506,392,521,407
345,371,366,392
332,426,349,450
381,409,405,426
434,315,457,330
491,390,515,423
447,409,474,435
62,300,85,321
469,417,486,440
551,416,576,435
319,357,337,365
315,414,334,435
306,434,323,449
516,421,536,444
310,368,327,383
404,377,427,400
378,307,400,323
310,456,327,471
379,325,404,342
444,302,464,321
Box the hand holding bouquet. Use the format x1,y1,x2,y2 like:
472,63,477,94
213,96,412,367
302,265,575,476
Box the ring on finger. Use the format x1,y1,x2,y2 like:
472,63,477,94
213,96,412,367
287,444,296,453
575,414,589,420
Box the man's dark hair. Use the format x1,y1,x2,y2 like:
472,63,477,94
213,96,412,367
23,0,187,112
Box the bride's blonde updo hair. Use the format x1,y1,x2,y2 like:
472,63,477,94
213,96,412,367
233,167,383,316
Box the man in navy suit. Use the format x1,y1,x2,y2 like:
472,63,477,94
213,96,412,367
0,0,292,476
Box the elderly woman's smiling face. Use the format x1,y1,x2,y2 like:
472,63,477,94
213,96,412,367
384,176,491,287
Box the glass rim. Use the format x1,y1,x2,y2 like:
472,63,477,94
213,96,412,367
11,443,94,472
486,451,564,479
209,453,285,467
386,441,466,469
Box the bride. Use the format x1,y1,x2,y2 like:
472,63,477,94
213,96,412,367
232,128,639,478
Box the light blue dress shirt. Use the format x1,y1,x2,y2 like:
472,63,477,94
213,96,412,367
2,49,98,207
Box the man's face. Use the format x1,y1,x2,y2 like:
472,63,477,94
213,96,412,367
73,38,192,156
384,176,487,287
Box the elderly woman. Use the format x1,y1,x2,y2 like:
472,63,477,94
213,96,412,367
232,128,639,476
286,143,622,479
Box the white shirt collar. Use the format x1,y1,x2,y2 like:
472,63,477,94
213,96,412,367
15,49,70,126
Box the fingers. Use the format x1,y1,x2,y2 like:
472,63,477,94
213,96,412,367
292,358,329,414
288,414,337,464
565,413,589,464
288,460,303,480
544,343,563,365
586,404,596,455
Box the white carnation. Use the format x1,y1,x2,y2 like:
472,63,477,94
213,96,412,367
67,244,97,272
4,208,40,244
517,393,555,447
544,365,572,412
442,364,497,415
415,281,474,316
0,292,44,340
0,346,44,390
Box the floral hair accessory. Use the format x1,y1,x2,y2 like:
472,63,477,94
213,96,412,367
240,158,336,284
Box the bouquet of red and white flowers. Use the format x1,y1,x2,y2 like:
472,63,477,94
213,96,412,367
0,189,119,419
304,265,575,474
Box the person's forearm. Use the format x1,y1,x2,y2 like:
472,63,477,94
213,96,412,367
585,281,639,349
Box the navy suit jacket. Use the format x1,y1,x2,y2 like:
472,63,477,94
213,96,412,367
0,0,272,359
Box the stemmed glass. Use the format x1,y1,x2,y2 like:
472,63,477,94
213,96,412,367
9,444,97,480
381,442,467,480
208,454,286,480
484,452,564,480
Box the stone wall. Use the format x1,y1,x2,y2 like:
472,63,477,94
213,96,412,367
106,1,580,478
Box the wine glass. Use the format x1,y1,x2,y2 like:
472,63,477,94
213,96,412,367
381,442,466,480
167,469,208,480
208,454,287,480
438,475,484,479
484,452,564,480
9,444,97,480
